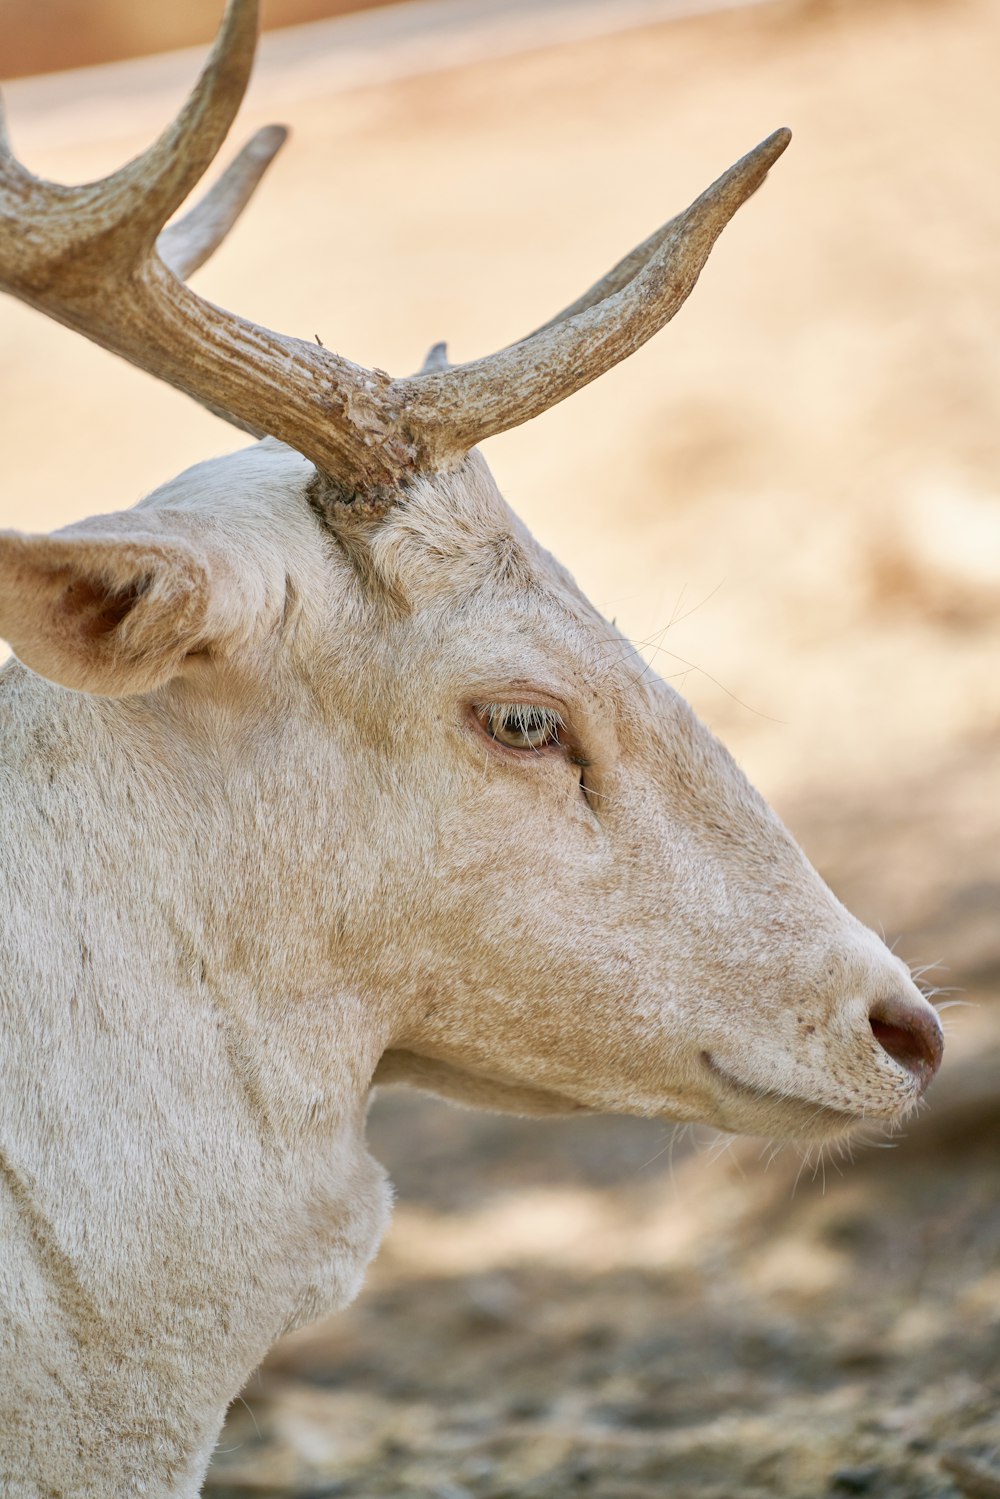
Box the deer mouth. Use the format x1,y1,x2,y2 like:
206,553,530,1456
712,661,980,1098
700,1049,863,1137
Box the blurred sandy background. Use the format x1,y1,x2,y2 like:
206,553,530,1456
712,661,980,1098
2,0,998,1494
0,0,394,76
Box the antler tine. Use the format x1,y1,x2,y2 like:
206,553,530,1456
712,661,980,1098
402,129,791,459
418,341,451,374
413,217,688,376
516,150,776,344
520,213,686,340
91,0,259,265
158,124,288,280
0,0,258,286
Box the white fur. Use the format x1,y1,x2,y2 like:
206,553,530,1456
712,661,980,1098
0,438,939,1494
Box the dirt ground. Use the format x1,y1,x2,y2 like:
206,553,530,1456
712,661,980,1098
1,0,998,1493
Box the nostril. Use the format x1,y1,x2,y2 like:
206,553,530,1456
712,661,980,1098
870,1019,928,1077
869,994,944,1091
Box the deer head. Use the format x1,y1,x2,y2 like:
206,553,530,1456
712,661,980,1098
0,0,941,1149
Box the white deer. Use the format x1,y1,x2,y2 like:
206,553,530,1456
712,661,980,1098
0,3,942,1493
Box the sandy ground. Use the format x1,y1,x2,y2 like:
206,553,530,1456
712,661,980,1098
1,0,998,1493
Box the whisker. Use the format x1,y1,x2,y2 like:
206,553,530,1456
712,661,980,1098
666,578,727,630
630,1130,678,1178
236,1395,261,1441
910,962,946,982
634,642,786,723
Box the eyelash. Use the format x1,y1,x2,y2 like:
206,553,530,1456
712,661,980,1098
472,702,594,799
477,702,565,751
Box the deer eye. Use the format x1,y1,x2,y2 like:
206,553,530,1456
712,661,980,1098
478,703,564,751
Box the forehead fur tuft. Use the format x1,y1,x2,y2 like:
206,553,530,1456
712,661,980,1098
370,452,538,602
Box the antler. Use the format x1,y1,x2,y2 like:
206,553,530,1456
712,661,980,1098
409,128,789,459
157,123,287,280
0,0,790,496
0,0,413,490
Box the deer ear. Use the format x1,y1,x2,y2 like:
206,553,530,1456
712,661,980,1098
0,518,234,696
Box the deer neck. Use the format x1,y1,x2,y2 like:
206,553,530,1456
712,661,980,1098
0,662,393,1493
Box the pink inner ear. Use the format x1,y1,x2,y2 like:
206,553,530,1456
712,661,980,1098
60,574,149,639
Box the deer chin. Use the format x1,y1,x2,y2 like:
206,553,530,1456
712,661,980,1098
697,1050,912,1142
376,1049,863,1142
373,1048,595,1117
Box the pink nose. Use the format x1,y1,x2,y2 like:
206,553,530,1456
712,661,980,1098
869,993,944,1092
